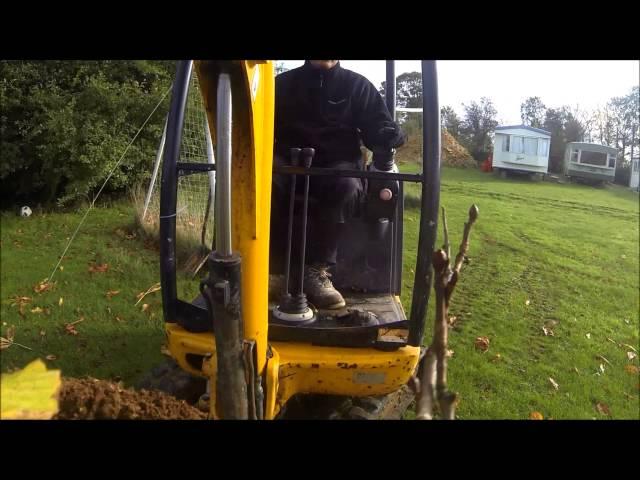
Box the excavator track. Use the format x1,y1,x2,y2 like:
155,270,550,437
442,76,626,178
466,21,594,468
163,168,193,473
280,385,415,420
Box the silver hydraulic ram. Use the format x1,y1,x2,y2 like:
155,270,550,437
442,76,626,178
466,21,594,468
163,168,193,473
200,68,249,419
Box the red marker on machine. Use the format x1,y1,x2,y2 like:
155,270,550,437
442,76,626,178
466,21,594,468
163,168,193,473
379,188,393,201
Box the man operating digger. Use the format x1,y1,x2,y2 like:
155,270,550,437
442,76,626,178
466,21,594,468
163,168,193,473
270,60,406,309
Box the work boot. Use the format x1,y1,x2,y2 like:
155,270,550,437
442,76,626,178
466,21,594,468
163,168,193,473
304,264,346,309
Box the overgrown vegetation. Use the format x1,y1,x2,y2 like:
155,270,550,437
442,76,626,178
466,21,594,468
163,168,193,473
0,61,174,207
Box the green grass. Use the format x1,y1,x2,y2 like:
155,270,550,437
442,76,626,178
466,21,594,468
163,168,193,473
400,167,639,419
0,201,201,385
1,168,639,419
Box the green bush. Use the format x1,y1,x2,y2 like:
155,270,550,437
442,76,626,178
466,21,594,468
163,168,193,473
0,61,174,207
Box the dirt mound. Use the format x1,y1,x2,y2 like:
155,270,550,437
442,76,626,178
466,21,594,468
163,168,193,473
54,378,207,420
441,130,476,168
395,130,476,168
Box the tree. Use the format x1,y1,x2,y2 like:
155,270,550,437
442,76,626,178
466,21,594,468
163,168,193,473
563,109,586,144
379,71,423,109
379,72,424,138
441,106,462,138
609,86,639,162
459,97,498,161
542,105,588,173
0,60,173,206
543,108,567,173
520,96,546,128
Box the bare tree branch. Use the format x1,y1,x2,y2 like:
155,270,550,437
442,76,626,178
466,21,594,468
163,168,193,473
414,204,479,420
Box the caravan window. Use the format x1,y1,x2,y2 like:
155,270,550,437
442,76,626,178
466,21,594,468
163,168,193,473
524,137,538,155
500,134,510,152
511,136,524,154
633,160,639,172
580,150,608,167
608,155,616,168
538,139,549,156
571,149,580,163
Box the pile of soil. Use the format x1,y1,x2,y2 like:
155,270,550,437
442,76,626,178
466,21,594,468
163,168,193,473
54,378,207,420
441,130,476,168
395,130,476,168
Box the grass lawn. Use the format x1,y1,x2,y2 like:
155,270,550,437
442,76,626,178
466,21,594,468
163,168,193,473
2,167,639,419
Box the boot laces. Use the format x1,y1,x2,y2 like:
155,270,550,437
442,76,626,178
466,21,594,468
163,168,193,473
307,265,334,289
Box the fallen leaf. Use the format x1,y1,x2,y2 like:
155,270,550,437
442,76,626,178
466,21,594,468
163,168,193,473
549,377,559,390
106,290,120,299
142,303,150,312
624,319,630,325
529,411,544,420
627,352,637,361
0,359,61,420
0,326,16,350
115,316,123,322
39,330,46,337
58,297,63,307
64,324,78,336
88,263,109,273
542,326,554,336
474,336,490,352
34,280,54,294
596,355,612,367
10,296,32,307
624,365,639,374
45,355,57,361
595,402,610,416
573,367,580,374
63,317,85,336
31,307,44,314
446,349,454,358
447,315,458,326
585,333,591,339
59,266,64,271
490,353,502,362
599,363,605,374
525,300,530,306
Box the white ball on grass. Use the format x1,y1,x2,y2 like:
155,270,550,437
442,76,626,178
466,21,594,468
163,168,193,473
20,206,32,217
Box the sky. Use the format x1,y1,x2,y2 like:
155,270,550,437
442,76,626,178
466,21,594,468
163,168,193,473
281,60,639,125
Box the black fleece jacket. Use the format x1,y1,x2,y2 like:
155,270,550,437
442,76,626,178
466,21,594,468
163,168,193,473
274,61,405,166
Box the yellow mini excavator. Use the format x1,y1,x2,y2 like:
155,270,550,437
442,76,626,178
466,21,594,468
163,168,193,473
150,60,456,419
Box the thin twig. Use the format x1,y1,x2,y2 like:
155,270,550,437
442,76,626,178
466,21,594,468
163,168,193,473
135,283,162,306
596,354,612,367
0,338,33,351
453,204,479,274
441,206,450,261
